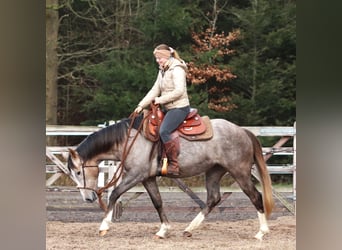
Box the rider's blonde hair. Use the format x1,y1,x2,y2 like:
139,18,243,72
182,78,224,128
153,44,183,61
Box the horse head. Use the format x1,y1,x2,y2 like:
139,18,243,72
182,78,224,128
67,148,99,203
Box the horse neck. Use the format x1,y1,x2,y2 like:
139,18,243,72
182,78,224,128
90,131,153,165
90,149,121,165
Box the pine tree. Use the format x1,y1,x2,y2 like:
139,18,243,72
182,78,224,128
226,0,296,125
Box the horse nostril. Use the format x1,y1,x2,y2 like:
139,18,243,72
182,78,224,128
93,193,98,200
85,193,97,203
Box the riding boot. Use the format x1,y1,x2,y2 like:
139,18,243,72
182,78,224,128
161,137,180,176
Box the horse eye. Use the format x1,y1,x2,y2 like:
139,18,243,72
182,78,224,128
76,171,81,176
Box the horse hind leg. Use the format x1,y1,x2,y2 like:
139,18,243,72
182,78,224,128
232,170,270,240
183,166,226,237
255,211,269,240
244,185,270,240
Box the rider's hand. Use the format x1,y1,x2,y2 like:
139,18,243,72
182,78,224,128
134,106,143,113
154,97,161,104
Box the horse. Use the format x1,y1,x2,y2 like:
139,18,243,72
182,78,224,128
67,114,274,240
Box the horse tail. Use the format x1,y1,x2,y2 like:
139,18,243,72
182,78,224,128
244,129,275,218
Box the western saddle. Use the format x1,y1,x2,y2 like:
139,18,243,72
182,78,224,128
143,102,207,142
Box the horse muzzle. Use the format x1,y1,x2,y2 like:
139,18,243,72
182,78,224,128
80,189,98,203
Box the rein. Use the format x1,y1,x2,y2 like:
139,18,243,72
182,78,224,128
78,111,151,212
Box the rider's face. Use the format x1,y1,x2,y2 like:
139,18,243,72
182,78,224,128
155,56,168,68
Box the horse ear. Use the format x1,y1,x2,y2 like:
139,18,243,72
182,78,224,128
68,148,82,171
61,151,69,161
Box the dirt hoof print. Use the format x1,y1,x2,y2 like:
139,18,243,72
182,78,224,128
183,231,192,237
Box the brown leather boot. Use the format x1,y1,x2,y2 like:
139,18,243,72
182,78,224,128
162,137,180,176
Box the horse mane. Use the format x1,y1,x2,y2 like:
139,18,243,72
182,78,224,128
76,118,131,161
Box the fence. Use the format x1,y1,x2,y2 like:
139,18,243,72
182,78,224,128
46,122,296,214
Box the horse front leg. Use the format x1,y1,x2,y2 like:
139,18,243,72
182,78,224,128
142,177,170,239
99,207,114,236
99,177,142,236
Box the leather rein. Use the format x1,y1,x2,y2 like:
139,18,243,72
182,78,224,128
77,110,151,212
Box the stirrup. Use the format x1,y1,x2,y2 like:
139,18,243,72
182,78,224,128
161,158,168,175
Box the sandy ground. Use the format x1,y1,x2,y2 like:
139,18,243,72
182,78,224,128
46,188,296,250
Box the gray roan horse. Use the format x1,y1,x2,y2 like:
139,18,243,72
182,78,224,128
67,114,274,240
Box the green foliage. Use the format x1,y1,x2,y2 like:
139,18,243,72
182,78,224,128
223,0,296,126
79,49,157,124
55,0,296,127
134,0,195,46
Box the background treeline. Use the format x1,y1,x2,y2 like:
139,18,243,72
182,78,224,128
46,0,295,127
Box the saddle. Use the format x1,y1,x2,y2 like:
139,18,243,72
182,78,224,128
143,102,212,142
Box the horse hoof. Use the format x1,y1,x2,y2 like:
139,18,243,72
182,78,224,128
153,235,164,240
254,231,264,241
183,231,192,237
99,230,108,236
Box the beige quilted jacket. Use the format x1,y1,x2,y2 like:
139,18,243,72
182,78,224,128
138,58,190,110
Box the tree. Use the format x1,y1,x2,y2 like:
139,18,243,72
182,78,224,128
183,0,240,114
79,49,157,124
58,0,203,124
51,0,295,127
224,0,296,125
133,0,194,46
187,28,240,113
56,0,144,124
46,0,59,126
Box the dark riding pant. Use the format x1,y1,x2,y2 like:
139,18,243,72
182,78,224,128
159,106,190,143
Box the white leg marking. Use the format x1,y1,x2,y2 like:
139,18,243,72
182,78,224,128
99,209,113,232
184,211,205,233
155,223,171,238
254,211,269,240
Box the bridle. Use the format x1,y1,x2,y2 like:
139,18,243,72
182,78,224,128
77,162,99,192
75,111,150,212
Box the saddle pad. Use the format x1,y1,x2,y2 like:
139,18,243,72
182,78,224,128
179,116,213,141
